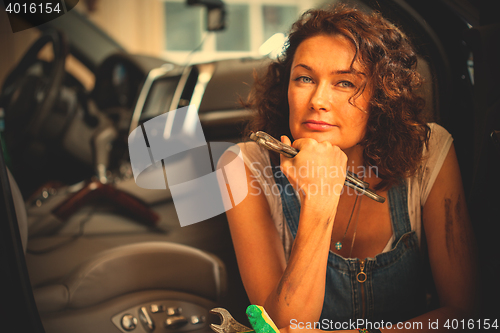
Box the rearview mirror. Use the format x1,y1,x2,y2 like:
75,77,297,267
187,0,226,32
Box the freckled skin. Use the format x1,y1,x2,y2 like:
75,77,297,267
287,35,371,153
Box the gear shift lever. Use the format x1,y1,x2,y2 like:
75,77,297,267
92,124,118,184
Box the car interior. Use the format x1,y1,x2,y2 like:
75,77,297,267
0,0,498,332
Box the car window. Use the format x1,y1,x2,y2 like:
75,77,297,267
74,0,325,64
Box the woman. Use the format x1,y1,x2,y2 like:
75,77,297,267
218,4,477,332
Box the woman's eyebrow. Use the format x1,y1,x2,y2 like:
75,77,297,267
334,69,365,76
293,64,365,76
293,63,313,71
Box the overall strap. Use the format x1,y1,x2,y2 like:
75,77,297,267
272,163,300,239
387,179,411,240
274,161,412,243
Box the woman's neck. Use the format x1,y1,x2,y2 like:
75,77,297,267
343,144,382,185
343,144,365,173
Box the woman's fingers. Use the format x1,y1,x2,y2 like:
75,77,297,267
281,135,292,146
280,135,293,177
278,136,347,205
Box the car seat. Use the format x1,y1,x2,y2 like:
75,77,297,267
9,169,227,333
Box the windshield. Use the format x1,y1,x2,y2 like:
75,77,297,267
74,0,327,64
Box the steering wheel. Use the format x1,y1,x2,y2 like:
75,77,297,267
1,29,68,153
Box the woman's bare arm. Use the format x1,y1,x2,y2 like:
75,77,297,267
372,143,479,332
420,143,478,316
220,139,346,328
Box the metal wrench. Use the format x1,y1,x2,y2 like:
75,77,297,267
249,131,386,203
210,308,254,333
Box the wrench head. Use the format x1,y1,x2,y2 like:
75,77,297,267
209,308,253,333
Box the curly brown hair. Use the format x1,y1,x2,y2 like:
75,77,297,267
244,4,430,190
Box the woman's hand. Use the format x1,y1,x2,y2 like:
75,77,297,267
280,135,347,219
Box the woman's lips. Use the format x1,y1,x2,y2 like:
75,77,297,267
303,120,335,131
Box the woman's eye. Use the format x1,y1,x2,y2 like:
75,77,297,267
338,81,355,88
294,76,313,83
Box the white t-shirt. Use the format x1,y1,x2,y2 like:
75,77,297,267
223,123,453,260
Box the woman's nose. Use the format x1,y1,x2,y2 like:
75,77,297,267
310,83,331,111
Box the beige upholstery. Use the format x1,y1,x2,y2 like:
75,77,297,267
32,285,69,313
33,242,226,313
6,169,227,324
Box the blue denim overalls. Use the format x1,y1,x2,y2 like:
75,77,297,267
272,165,426,325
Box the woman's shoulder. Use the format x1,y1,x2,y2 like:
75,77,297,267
411,123,454,204
423,122,453,160
427,123,452,144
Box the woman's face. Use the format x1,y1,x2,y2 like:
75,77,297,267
288,34,371,152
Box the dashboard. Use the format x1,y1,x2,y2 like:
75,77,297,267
130,57,269,142
90,52,268,142
92,53,173,111
60,52,270,206
68,51,269,188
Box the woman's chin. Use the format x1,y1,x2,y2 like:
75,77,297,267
293,131,338,144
